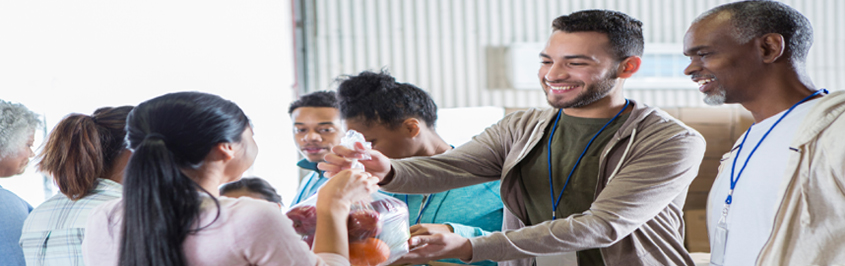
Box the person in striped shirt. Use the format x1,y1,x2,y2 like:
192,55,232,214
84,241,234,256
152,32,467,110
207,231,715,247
19,106,132,266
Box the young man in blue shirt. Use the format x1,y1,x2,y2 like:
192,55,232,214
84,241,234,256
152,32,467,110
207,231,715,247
288,91,345,205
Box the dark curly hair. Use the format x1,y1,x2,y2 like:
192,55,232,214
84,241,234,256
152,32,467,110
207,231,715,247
287,91,338,115
336,70,437,129
219,177,282,204
695,0,812,63
552,10,644,61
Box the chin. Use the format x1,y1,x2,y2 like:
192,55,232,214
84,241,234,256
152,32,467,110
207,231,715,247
306,155,325,163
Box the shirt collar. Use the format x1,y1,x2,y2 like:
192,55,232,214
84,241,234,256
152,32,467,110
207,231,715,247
297,158,321,172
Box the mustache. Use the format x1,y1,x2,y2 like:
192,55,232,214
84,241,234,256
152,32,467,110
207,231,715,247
690,74,715,80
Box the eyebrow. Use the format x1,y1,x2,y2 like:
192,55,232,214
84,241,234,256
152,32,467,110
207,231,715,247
294,122,337,126
683,45,707,56
539,53,595,61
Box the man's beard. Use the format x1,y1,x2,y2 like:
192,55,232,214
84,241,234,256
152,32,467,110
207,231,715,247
703,86,727,106
546,71,617,109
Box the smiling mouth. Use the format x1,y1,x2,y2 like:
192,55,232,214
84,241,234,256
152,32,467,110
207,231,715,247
696,78,715,86
546,82,579,92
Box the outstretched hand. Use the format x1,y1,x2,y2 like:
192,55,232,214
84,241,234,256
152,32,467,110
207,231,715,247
392,232,473,265
318,142,393,182
410,223,454,237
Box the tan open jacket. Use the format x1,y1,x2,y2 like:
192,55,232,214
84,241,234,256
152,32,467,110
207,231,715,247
708,91,845,266
383,100,706,266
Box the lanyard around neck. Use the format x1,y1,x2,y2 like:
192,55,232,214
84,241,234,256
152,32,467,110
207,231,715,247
405,194,433,225
726,89,827,205
548,99,629,220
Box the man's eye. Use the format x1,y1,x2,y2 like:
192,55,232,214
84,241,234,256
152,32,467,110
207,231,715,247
570,62,587,66
319,128,335,133
540,61,552,65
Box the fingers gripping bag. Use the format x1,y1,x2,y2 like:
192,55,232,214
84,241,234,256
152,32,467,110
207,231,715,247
286,130,410,266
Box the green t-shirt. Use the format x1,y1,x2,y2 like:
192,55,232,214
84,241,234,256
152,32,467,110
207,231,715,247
517,110,629,266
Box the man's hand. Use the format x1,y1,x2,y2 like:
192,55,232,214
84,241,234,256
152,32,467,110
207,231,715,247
318,142,393,182
392,232,473,265
410,223,454,236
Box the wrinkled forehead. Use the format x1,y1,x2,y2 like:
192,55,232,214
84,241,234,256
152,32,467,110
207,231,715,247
685,13,739,49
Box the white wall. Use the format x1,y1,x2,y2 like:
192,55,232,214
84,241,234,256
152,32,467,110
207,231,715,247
297,0,845,108
0,1,301,206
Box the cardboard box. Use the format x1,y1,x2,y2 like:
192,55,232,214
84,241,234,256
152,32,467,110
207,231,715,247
678,107,734,124
687,123,734,159
685,209,710,253
684,191,710,210
690,158,722,192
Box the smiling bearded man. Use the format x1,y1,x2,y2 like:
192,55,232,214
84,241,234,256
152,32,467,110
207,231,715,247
319,9,706,266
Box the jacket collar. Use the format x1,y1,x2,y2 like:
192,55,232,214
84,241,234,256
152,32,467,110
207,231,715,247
793,90,845,145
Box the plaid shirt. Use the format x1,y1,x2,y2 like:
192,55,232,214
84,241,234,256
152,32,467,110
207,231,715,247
19,179,122,266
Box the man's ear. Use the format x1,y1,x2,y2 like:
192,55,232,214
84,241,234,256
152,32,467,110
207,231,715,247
402,118,421,138
212,142,237,162
616,56,642,79
759,33,785,64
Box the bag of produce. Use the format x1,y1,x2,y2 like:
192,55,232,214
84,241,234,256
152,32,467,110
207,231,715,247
286,130,410,266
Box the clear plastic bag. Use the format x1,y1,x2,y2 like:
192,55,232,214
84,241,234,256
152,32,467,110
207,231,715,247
286,193,410,266
286,130,410,266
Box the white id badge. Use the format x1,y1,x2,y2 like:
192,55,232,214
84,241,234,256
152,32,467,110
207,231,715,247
710,204,730,266
535,252,578,266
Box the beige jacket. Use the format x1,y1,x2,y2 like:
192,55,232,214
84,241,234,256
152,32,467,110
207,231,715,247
712,91,845,266
383,100,706,266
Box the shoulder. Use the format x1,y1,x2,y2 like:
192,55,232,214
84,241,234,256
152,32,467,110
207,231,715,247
0,187,31,213
501,108,556,128
216,196,286,228
630,104,704,142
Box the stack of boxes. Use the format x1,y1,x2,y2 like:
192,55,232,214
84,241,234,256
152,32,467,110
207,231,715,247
661,106,754,253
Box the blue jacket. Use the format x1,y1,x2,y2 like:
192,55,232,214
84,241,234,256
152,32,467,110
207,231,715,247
0,185,32,266
382,181,503,266
292,159,329,205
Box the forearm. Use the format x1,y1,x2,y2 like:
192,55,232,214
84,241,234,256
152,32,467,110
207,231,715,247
313,204,350,257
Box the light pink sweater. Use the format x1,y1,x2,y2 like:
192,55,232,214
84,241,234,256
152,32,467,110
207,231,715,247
82,195,348,266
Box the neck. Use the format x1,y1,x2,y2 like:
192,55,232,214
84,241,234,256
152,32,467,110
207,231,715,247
741,74,816,122
562,90,628,118
182,165,224,197
105,150,131,184
413,130,452,157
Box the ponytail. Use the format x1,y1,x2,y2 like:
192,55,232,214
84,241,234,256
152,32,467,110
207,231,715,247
120,137,200,266
37,106,132,200
120,92,249,266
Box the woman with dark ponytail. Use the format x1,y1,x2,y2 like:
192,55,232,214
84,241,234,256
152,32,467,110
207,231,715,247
82,92,378,266
20,106,133,266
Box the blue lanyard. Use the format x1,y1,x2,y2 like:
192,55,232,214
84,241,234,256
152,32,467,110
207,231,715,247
548,99,629,220
726,89,827,205
405,194,433,225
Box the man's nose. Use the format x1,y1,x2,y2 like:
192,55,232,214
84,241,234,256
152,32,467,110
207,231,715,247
302,131,321,142
545,63,570,82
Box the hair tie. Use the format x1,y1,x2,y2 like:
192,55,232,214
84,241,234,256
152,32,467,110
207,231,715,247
144,133,168,143
89,115,98,124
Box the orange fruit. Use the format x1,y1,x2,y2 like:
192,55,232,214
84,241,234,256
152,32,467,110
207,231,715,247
348,238,390,266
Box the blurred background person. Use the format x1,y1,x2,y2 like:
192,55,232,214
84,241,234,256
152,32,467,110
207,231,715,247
220,177,284,209
288,91,344,205
19,106,132,266
336,70,503,266
0,99,41,266
82,92,377,266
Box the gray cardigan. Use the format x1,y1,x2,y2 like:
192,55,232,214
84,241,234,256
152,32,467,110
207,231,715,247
383,100,705,266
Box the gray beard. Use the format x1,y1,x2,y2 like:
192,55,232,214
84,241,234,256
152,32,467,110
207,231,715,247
703,87,727,106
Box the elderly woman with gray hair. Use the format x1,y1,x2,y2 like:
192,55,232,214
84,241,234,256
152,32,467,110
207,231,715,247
0,99,41,266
